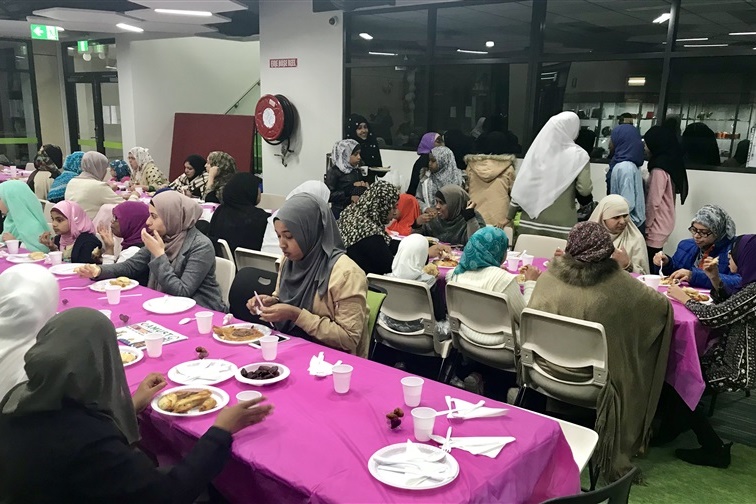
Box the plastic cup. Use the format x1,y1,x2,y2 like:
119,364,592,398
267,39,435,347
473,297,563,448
236,390,262,403
521,253,534,267
401,376,424,407
259,335,278,360
332,364,354,394
9,166,16,178
506,256,520,272
195,311,214,334
105,284,121,305
5,240,19,254
135,186,144,196
102,254,115,265
644,274,662,290
143,333,164,358
411,407,437,442
99,309,112,320
49,251,63,265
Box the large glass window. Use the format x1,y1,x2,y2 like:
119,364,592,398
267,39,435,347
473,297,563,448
66,43,118,73
0,40,39,165
348,10,427,65
675,0,756,53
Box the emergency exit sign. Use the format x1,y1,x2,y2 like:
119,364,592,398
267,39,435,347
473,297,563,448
269,58,298,68
30,24,58,41
77,40,89,52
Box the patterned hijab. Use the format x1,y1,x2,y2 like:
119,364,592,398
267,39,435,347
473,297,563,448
387,194,421,236
52,200,96,251
207,151,238,203
112,201,149,248
338,180,399,248
692,204,736,243
150,191,202,262
731,235,756,292
128,146,154,170
331,139,360,174
47,151,84,202
33,145,62,176
109,159,131,181
566,221,615,263
454,227,509,275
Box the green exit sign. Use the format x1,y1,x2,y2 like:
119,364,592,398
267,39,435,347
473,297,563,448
30,24,59,41
77,40,89,52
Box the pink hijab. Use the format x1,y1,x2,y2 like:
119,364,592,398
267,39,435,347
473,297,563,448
52,201,96,251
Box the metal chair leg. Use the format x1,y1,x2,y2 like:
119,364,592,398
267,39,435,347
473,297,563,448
514,386,526,407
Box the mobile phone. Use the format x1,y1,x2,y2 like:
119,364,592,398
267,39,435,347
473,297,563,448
249,334,291,348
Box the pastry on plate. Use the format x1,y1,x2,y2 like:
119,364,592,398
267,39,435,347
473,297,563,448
28,252,46,260
120,351,137,364
109,277,132,288
212,325,264,342
682,287,710,303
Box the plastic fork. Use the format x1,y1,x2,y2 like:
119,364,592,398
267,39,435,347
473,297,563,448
441,426,453,453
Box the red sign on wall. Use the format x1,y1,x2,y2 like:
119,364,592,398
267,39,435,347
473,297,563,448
269,58,298,68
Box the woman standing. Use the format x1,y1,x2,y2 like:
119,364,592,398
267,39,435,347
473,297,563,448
26,144,62,200
325,139,366,219
589,195,649,274
413,185,485,246
209,172,270,253
346,113,382,168
47,151,84,203
465,132,517,228
408,132,442,196
169,154,209,198
608,124,646,231
65,151,127,219
204,151,239,204
128,146,167,192
416,146,464,212
0,181,51,253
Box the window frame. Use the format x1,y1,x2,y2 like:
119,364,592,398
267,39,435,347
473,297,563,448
0,38,42,163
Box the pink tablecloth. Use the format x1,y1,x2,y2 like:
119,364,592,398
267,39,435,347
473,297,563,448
0,169,33,183
1,258,580,504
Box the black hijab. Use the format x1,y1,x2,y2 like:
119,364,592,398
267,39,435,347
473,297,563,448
644,126,689,204
208,173,270,252
184,154,206,181
682,122,721,166
346,114,383,168
474,131,519,155
443,129,474,170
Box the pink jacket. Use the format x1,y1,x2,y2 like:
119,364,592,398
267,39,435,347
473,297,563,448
645,169,675,248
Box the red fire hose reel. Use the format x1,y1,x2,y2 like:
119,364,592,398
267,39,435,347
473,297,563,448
255,94,297,145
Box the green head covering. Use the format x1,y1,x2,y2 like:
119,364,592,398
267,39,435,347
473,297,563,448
0,180,50,253
454,227,508,275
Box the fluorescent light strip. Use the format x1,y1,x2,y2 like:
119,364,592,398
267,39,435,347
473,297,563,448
116,23,144,33
684,43,728,48
627,77,646,86
729,32,756,36
676,37,708,42
359,32,373,40
368,51,397,56
457,48,488,55
653,13,671,24
154,8,212,17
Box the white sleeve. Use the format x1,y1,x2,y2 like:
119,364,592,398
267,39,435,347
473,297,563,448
117,246,141,263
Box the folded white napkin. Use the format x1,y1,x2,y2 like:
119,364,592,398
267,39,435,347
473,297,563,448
177,360,233,381
429,434,515,458
449,397,508,419
308,352,342,377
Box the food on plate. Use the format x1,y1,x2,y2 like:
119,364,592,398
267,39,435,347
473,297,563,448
433,250,459,268
120,351,137,364
422,263,439,277
109,277,132,288
660,277,680,286
195,346,209,360
199,396,218,412
682,287,710,303
212,325,264,342
386,407,405,429
28,252,46,261
241,365,280,380
425,236,439,245
516,273,526,284
157,390,213,414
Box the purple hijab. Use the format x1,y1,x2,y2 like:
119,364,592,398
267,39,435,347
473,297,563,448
732,234,756,292
112,201,149,248
417,132,439,155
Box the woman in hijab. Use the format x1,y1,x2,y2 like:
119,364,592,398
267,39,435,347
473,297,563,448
416,146,464,212
644,126,688,263
248,193,369,357
169,154,209,198
413,185,485,246
346,113,383,168
128,146,167,191
589,195,649,274
26,144,62,200
408,132,442,196
508,112,593,239
655,205,740,290
0,180,50,253
682,122,721,166
722,140,750,168
39,201,101,264
204,151,239,204
387,193,421,237
528,221,673,481
663,234,756,468
325,139,366,219
0,308,273,503
465,131,517,228
209,172,270,253
77,191,226,311
443,129,475,171
109,159,131,183
97,201,149,273
608,124,646,231
338,180,399,275
65,151,127,219
261,180,330,255
47,151,84,203
0,264,58,399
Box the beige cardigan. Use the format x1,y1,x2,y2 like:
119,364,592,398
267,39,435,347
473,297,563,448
465,154,516,227
65,178,126,219
274,254,369,357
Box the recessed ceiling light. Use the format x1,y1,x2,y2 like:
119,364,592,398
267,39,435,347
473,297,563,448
684,43,728,48
729,32,756,36
56,27,65,32
368,51,396,56
154,8,212,17
653,13,671,24
627,77,646,86
676,37,708,42
116,23,144,33
359,32,373,40
485,41,494,48
457,48,488,55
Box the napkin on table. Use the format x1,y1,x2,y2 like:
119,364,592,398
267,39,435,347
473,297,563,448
308,352,342,376
429,434,516,458
449,397,508,419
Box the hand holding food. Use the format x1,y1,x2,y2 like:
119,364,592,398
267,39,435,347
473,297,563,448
553,248,565,258
521,265,542,282
611,247,631,270
415,212,433,226
213,396,274,434
428,243,451,258
668,284,691,304
132,373,167,413
466,200,477,210
702,256,720,279
669,269,692,283
76,264,101,279
141,228,166,257
39,231,57,250
653,252,669,267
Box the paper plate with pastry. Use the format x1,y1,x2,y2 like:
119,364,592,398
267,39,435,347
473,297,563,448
89,277,139,292
167,359,238,386
212,323,271,345
236,362,291,386
151,385,229,417
49,263,86,275
119,346,143,367
659,277,681,287
681,287,713,305
6,252,47,263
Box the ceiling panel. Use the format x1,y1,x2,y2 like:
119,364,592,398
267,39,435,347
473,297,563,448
32,7,137,23
129,0,247,13
125,8,230,24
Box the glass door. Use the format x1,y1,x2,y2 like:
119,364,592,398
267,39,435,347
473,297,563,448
66,74,121,160
100,81,122,159
74,82,98,153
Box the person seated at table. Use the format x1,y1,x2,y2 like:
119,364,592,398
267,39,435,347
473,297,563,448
607,124,646,231
415,146,464,212
664,234,756,468
96,202,150,287
209,172,270,253
338,180,399,275
248,193,369,357
108,159,131,184
47,151,84,203
26,144,63,200
65,151,129,219
0,180,51,253
0,308,274,503
0,264,58,399
40,201,101,263
128,146,167,192
204,151,238,204
169,154,209,199
261,180,330,255
589,195,649,274
387,193,421,237
654,205,741,290
326,139,366,219
412,185,485,246
528,221,673,481
76,191,227,312
408,132,442,196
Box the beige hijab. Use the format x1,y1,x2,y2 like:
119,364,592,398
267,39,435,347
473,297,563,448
151,191,202,261
589,195,649,274
79,151,110,181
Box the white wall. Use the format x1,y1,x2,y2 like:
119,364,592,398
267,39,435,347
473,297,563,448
32,40,68,152
117,36,260,173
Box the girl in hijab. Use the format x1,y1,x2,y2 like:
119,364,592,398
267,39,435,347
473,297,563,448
655,204,740,290
169,154,209,198
47,151,84,203
97,201,149,268
0,308,274,503
109,159,131,183
204,151,239,204
644,126,688,263
77,191,226,311
326,139,366,219
39,201,101,264
65,151,127,219
0,264,58,399
416,146,465,212
128,146,167,191
408,132,442,196
682,122,721,166
413,185,485,246
248,193,369,357
723,140,750,168
387,193,421,237
0,180,50,253
346,113,383,168
261,180,330,255
508,112,593,239
338,180,399,275
589,195,649,274
209,172,270,253
608,124,646,231
26,144,62,199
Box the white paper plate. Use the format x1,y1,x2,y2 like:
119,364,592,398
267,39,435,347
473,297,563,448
49,263,86,275
151,385,229,417
143,296,196,314
212,323,272,345
90,278,139,293
119,346,144,367
235,362,290,386
6,253,47,264
368,443,459,491
168,359,237,386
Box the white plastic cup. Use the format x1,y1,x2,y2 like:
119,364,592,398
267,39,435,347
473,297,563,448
332,364,354,394
104,284,121,305
49,251,63,265
521,253,534,267
195,311,214,334
143,333,164,358
99,309,112,320
259,335,279,361
236,390,262,403
102,254,115,265
9,165,16,178
506,256,520,272
411,407,437,442
5,240,19,254
401,376,424,407
644,274,662,290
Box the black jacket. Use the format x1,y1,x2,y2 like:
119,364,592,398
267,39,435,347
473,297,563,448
55,231,101,264
325,166,365,219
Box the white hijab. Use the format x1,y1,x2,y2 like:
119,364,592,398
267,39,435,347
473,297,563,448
510,111,589,219
589,194,649,274
0,264,59,399
388,234,435,286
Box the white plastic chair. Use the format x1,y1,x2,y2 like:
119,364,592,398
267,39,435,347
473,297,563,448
234,248,280,274
513,234,566,258
503,226,514,249
214,257,236,306
216,238,234,262
39,199,54,224
258,193,286,211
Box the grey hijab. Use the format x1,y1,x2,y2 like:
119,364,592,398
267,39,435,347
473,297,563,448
692,204,736,242
78,151,110,181
421,185,480,246
275,194,346,333
1,308,140,445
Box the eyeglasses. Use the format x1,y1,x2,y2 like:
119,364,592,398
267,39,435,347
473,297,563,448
688,226,713,238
